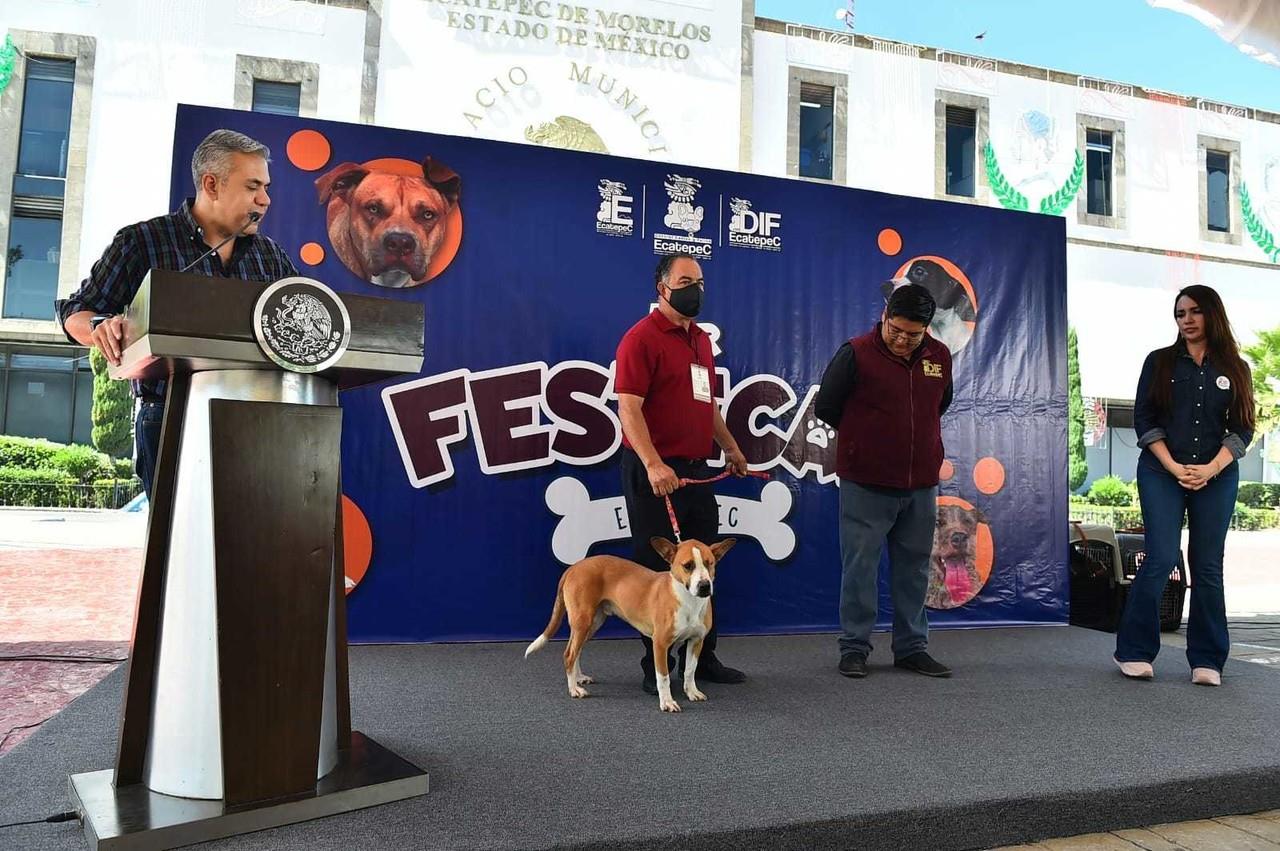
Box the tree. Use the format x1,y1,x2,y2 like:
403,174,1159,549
1244,327,1280,461
90,348,133,459
1068,326,1088,492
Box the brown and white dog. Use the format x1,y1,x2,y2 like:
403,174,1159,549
315,157,460,288
525,537,735,712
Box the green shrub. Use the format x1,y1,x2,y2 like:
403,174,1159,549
113,457,134,479
1237,483,1280,510
50,444,113,483
1087,475,1136,506
90,478,144,509
0,435,63,470
90,347,134,458
1233,507,1280,532
0,468,78,507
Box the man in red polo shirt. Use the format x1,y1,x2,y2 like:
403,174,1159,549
615,252,750,695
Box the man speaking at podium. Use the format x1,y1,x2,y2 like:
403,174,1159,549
55,129,298,497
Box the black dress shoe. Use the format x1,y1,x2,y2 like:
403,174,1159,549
894,651,952,678
838,653,868,678
694,654,746,684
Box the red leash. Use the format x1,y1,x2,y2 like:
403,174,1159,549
662,469,770,544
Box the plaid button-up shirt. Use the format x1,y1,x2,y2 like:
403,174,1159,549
55,199,298,399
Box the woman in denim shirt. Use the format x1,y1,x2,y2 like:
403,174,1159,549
1114,285,1255,686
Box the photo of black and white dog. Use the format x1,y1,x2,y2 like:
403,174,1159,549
882,258,977,354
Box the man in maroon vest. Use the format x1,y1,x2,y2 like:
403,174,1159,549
815,283,954,679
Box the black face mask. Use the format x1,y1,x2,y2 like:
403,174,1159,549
665,284,703,318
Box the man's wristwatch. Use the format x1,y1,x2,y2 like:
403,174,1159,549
89,314,114,331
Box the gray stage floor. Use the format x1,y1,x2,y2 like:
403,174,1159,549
2,626,1279,851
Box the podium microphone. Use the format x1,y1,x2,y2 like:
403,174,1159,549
178,211,262,274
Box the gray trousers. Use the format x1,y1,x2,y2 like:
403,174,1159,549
838,479,937,659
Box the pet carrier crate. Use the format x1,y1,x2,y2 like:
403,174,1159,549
1115,531,1187,633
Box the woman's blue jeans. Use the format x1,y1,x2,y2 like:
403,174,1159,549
1115,456,1238,672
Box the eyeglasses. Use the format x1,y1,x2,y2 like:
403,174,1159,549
884,321,925,343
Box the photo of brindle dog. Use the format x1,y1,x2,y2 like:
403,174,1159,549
926,501,989,609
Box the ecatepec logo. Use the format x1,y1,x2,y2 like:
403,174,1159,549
653,173,713,258
728,196,782,252
595,179,634,237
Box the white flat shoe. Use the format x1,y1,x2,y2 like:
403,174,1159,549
1114,657,1153,679
1191,667,1221,686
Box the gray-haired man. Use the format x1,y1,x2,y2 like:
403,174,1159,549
55,129,298,496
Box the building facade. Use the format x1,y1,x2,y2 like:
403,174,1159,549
1,0,1277,483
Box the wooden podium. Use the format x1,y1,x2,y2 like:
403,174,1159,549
68,269,428,850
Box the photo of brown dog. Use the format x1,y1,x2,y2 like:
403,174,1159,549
926,501,989,609
315,156,461,288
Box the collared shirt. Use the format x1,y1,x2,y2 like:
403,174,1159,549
814,330,954,428
614,309,717,460
815,324,953,491
54,199,298,399
1134,345,1253,465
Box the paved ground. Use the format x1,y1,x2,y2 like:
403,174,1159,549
2,508,1278,849
991,810,1280,850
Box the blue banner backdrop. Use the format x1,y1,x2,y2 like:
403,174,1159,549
170,105,1068,642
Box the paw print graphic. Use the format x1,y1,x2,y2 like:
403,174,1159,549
805,418,836,450
926,457,1004,610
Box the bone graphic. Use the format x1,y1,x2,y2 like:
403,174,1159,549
544,477,796,564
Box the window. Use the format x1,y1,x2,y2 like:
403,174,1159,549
1076,114,1125,228
944,106,977,197
5,217,63,320
787,68,846,183
5,56,75,321
798,83,834,181
1206,150,1230,233
235,56,318,117
1085,129,1113,217
1197,136,1239,244
934,92,988,202
251,79,302,116
0,346,92,444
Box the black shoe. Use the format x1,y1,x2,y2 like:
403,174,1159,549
694,653,747,684
838,653,868,678
894,651,952,678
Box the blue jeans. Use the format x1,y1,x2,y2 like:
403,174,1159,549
135,401,165,500
1115,455,1238,672
838,480,936,659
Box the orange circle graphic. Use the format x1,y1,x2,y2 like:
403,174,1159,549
877,228,903,256
927,495,994,610
299,242,325,265
894,254,978,312
342,495,373,594
939,459,955,481
287,129,332,172
973,457,1006,495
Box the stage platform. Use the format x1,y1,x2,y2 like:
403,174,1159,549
2,626,1279,851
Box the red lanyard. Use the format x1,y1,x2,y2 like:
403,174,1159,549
663,470,771,544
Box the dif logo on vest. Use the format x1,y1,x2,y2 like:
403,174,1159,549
727,197,782,252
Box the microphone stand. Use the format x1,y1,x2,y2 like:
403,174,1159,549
178,211,262,274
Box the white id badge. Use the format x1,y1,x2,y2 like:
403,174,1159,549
691,364,712,403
